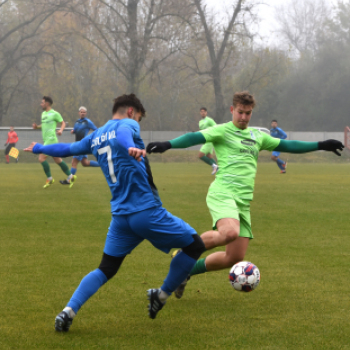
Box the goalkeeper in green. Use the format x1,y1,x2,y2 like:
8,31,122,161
146,91,344,298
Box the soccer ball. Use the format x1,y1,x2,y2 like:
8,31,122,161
229,261,260,292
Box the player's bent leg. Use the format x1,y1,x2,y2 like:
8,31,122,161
199,218,240,250
205,237,249,271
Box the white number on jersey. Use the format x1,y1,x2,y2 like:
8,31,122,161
98,145,117,183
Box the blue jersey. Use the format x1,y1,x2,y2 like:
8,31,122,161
270,127,287,140
70,118,162,215
73,117,98,141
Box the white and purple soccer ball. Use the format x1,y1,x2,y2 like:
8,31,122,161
229,261,260,292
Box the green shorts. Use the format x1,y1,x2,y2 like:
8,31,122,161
200,142,214,155
44,139,58,146
206,190,253,239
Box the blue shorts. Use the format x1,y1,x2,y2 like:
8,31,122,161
73,155,88,161
272,151,280,157
104,207,196,257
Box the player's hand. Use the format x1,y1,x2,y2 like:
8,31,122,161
32,123,37,129
56,130,62,136
318,139,344,156
146,141,172,153
128,147,146,162
24,142,37,153
71,130,74,134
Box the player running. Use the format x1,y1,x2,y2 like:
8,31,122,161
24,94,206,331
32,96,76,188
147,91,344,298
270,120,288,173
60,106,100,185
198,107,218,174
4,126,19,163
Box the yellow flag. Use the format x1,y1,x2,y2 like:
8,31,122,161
9,147,19,158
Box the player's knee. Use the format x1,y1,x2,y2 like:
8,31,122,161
82,161,89,167
223,228,239,243
271,156,276,161
182,234,206,260
98,253,125,280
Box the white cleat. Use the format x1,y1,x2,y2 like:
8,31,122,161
211,164,219,175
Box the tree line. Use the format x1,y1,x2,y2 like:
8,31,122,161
0,0,349,131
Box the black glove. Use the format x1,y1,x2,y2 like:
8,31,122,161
146,141,172,153
318,139,344,156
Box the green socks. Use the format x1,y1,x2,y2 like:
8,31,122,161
41,160,51,178
190,258,207,276
200,156,215,166
58,161,71,176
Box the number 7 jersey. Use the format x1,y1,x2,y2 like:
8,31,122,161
71,118,162,215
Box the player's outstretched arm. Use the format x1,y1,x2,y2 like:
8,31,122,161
275,139,344,156
146,132,206,153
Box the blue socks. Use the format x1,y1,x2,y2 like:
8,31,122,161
70,167,77,175
276,158,285,170
67,269,108,314
161,251,196,295
89,160,99,167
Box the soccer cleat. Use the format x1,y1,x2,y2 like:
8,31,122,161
147,288,165,319
43,179,54,188
282,161,287,169
55,311,73,332
69,175,77,188
59,175,77,188
211,164,219,175
280,170,286,174
174,276,190,299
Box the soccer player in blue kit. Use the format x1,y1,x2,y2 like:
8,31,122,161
24,94,206,332
60,106,100,185
270,120,288,173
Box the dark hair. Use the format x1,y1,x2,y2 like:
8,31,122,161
43,96,53,105
271,119,278,123
112,94,146,117
232,91,256,108
200,107,207,111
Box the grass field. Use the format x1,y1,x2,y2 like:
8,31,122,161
0,161,350,349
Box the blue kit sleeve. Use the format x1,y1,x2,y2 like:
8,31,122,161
33,143,72,157
116,126,136,150
278,128,287,139
88,119,98,131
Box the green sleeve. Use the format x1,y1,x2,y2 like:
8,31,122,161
274,139,319,153
209,118,216,126
169,132,206,149
55,111,63,123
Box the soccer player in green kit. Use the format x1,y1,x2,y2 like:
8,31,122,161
198,107,218,175
32,96,76,188
147,91,344,298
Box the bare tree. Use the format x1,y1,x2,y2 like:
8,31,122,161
0,0,71,125
275,0,330,57
66,0,193,95
178,0,256,123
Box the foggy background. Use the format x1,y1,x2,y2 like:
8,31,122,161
0,0,348,132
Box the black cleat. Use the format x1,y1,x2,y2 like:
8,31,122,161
59,179,70,185
174,276,190,299
147,288,165,319
55,311,73,332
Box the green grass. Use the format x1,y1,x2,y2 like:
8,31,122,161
0,162,350,349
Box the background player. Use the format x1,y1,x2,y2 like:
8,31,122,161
4,126,19,163
270,120,288,173
24,94,206,331
60,106,100,185
198,107,218,175
147,91,344,298
32,96,76,188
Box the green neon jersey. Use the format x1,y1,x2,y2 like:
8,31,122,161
41,109,63,144
200,122,280,204
199,116,216,131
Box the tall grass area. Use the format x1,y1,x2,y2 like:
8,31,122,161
0,162,349,349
